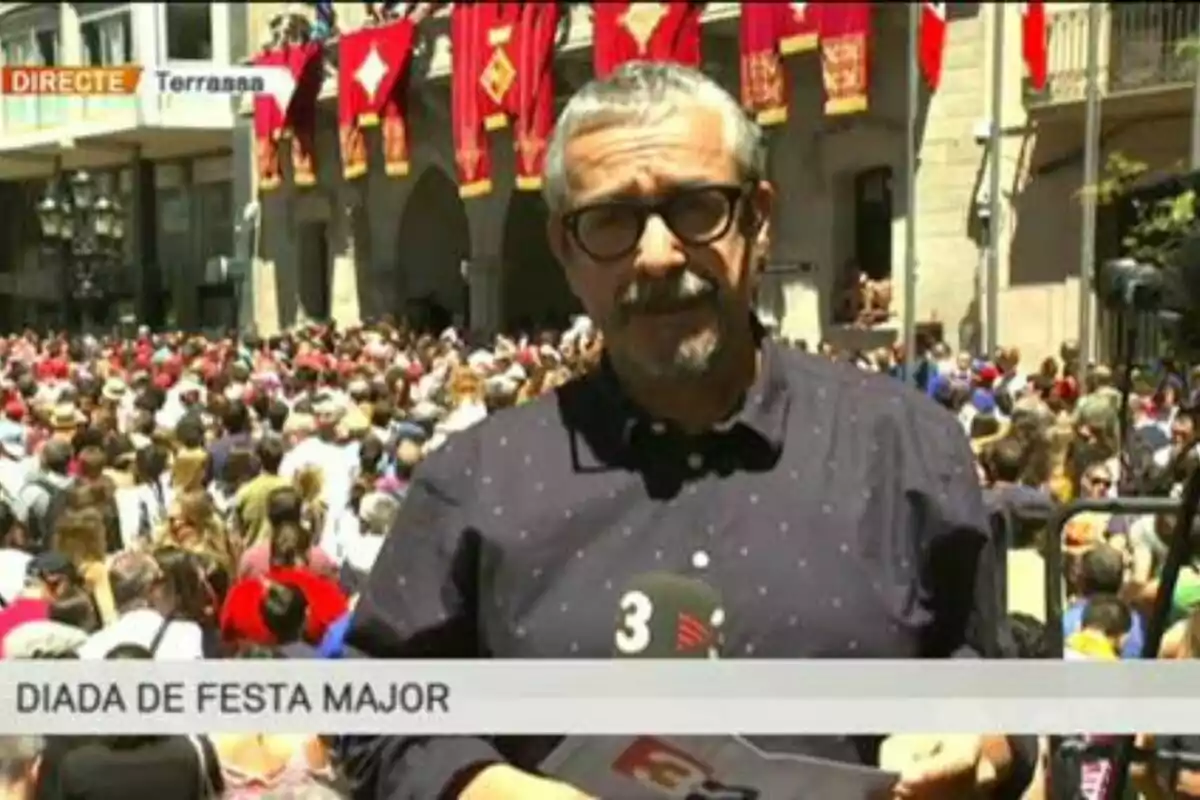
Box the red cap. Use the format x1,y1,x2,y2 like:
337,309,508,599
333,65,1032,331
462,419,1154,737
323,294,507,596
4,399,24,420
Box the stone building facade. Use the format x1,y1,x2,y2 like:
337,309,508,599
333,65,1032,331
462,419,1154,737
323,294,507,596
242,3,1196,361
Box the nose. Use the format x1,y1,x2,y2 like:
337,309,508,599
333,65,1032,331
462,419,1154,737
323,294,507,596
631,213,686,278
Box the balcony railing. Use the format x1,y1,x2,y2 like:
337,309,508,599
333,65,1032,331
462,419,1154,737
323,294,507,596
1028,2,1200,107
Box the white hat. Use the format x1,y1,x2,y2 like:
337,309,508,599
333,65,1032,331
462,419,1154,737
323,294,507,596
102,377,128,403
467,350,495,371
3,621,88,659
176,379,204,397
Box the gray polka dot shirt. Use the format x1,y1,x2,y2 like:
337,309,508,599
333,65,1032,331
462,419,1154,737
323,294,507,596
347,337,1011,798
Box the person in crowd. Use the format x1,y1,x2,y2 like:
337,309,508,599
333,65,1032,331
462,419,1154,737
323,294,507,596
208,664,338,797
1062,462,1120,562
238,486,335,580
158,490,233,573
1065,594,1132,661
1127,510,1200,631
18,440,74,553
1063,545,1146,659
1132,612,1200,797
0,406,31,508
280,398,352,544
76,551,204,660
170,440,209,500
232,436,289,550
0,552,78,657
208,401,254,486
346,60,1036,799
328,490,397,595
0,500,31,601
121,444,169,550
42,645,224,799
0,735,42,800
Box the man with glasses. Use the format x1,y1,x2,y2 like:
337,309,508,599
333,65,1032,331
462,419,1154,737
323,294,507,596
349,61,1034,800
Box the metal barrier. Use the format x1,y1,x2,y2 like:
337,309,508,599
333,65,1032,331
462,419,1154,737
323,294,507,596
1043,496,1181,657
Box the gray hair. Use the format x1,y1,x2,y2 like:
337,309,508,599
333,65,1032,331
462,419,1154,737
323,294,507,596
0,735,43,785
542,61,766,213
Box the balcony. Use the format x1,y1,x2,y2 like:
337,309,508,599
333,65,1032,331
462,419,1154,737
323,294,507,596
1027,2,1200,111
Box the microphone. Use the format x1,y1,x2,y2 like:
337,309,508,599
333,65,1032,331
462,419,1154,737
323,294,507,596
612,573,724,658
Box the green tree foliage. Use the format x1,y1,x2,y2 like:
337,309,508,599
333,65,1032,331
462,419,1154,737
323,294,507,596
1090,151,1196,266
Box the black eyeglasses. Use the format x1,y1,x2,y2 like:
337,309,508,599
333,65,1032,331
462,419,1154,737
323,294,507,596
562,182,751,262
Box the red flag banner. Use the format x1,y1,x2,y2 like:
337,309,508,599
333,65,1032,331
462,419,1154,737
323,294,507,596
919,2,947,90
281,42,324,186
337,19,416,180
1022,2,1048,90
740,3,788,126
593,2,703,78
477,2,521,131
512,4,559,191
252,50,284,191
451,4,493,198
818,2,870,115
779,2,820,56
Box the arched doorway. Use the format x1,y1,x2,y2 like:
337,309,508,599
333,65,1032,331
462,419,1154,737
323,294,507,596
500,191,579,332
395,167,470,331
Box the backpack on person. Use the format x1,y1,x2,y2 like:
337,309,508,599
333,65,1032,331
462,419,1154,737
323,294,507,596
26,478,72,552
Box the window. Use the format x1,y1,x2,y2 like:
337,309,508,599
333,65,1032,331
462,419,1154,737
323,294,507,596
832,166,895,327
195,181,232,267
81,12,132,66
35,30,57,65
1,34,38,127
166,4,213,60
1,34,32,66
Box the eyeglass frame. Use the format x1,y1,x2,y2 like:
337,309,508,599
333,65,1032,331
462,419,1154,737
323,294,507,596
560,181,758,263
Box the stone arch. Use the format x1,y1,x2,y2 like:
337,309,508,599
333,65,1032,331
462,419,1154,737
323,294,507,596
500,190,579,331
395,166,470,331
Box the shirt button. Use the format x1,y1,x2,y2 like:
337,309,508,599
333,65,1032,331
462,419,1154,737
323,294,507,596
691,550,710,569
687,452,703,470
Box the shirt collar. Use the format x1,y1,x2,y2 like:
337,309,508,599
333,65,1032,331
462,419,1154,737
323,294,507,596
577,316,791,459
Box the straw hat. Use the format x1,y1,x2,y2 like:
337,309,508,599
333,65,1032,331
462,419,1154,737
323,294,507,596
49,403,85,431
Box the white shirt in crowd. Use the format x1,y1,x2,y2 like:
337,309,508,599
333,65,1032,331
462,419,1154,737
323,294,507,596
280,435,354,539
0,547,31,605
77,608,204,660
321,512,384,575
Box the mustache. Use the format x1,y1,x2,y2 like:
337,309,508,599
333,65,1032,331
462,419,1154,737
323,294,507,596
617,271,717,313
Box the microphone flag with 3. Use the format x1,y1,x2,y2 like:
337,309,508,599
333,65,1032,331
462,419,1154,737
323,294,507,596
541,573,900,798
612,572,724,658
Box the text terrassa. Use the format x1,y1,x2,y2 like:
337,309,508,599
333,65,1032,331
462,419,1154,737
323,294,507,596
16,680,451,715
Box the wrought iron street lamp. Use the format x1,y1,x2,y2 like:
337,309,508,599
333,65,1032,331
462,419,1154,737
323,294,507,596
36,170,126,331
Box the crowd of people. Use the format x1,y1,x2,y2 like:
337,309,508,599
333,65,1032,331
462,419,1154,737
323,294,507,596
0,319,609,796
0,316,1191,797
2,52,1199,798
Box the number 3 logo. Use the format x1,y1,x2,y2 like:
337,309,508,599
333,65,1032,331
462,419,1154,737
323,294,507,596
615,590,653,654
